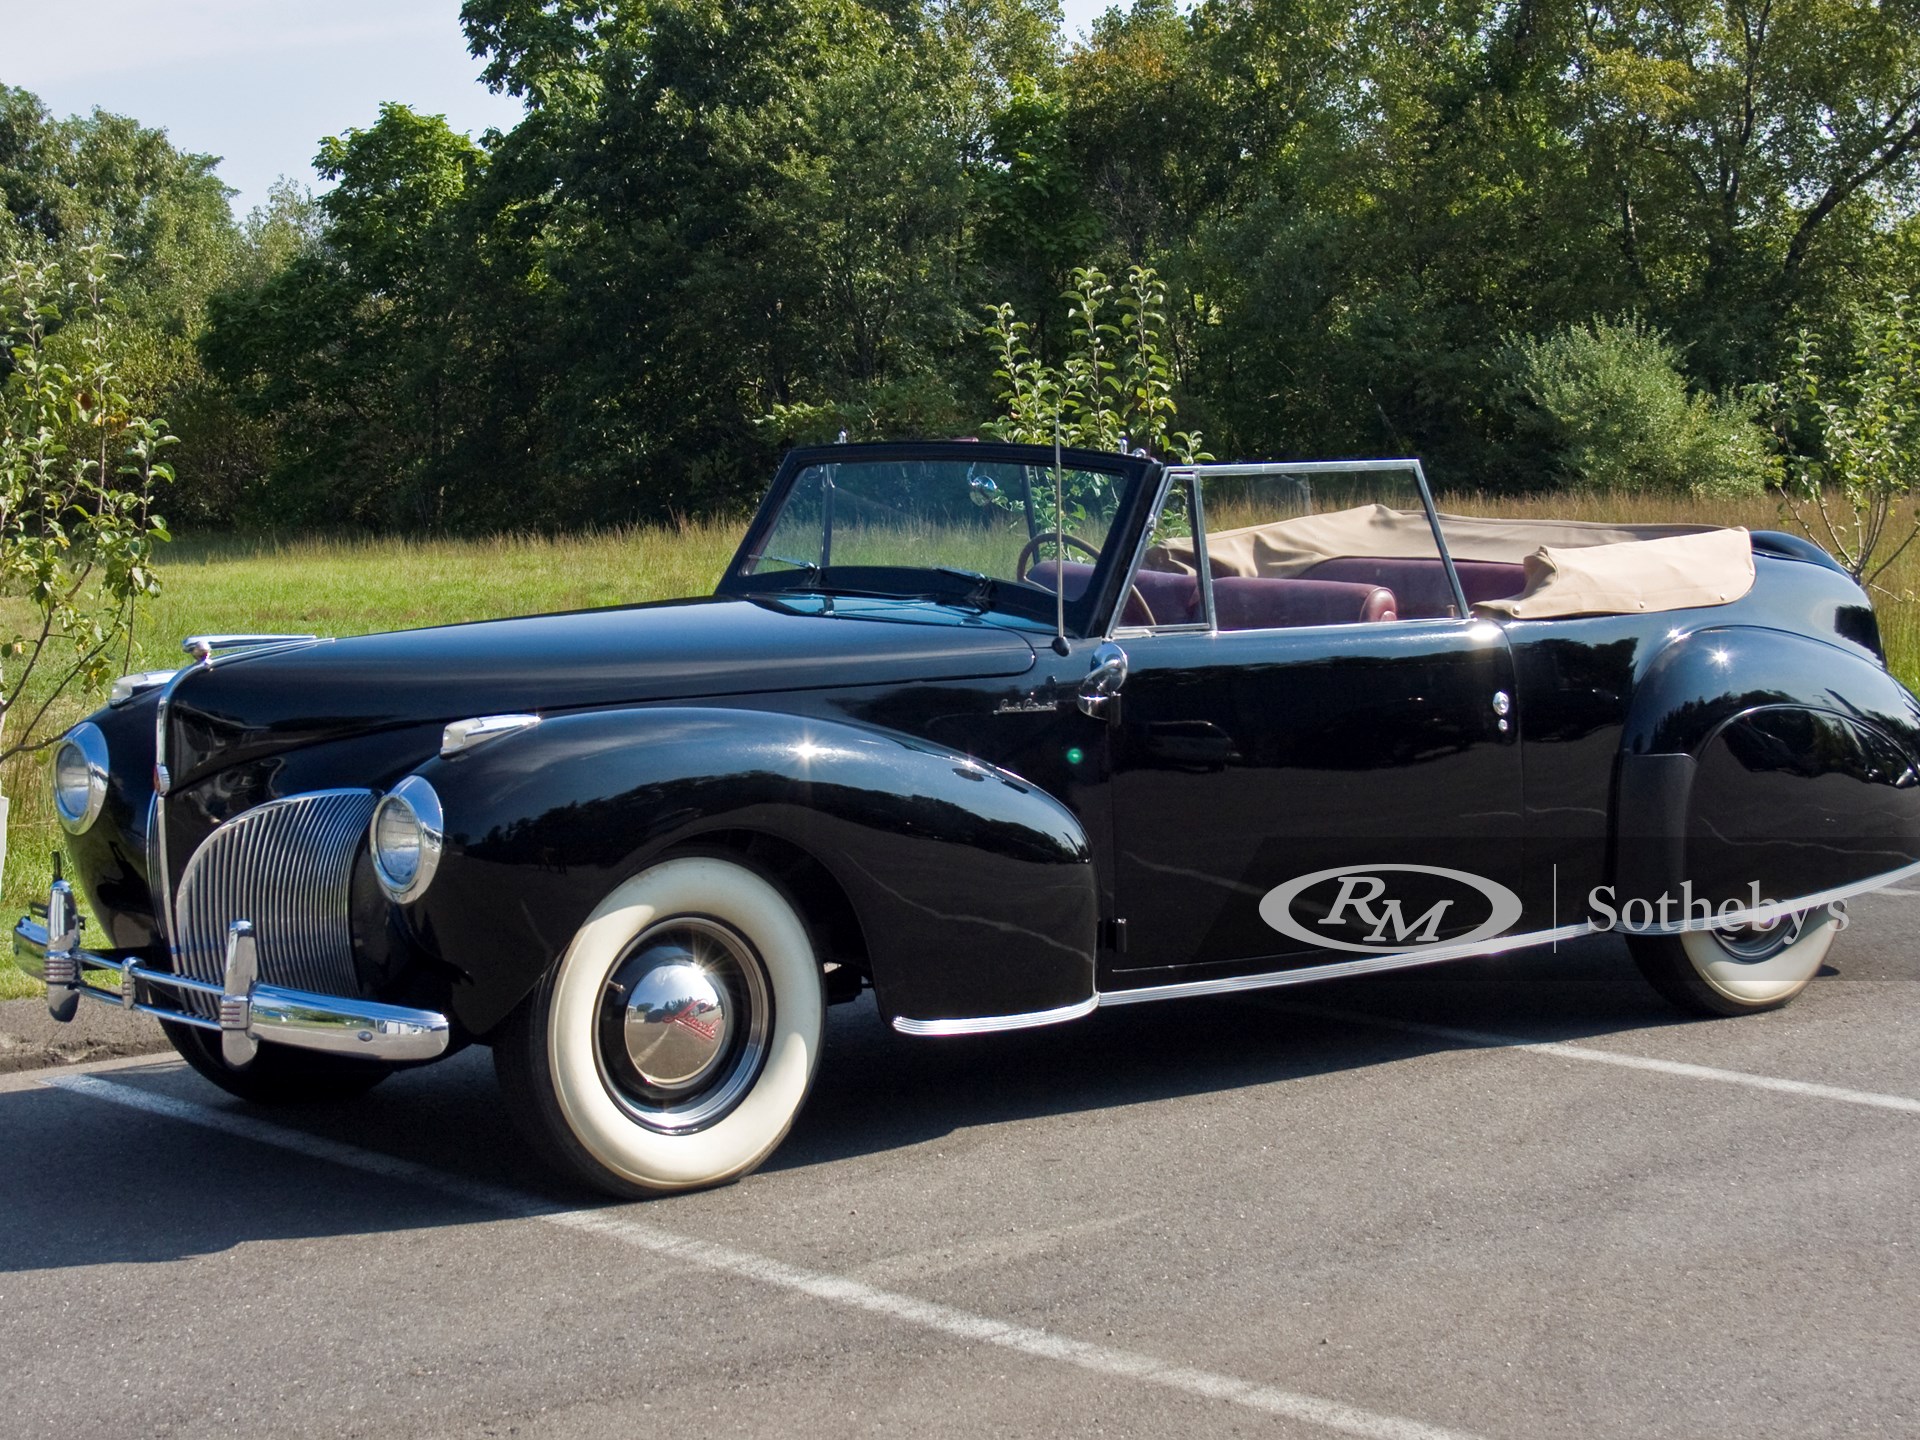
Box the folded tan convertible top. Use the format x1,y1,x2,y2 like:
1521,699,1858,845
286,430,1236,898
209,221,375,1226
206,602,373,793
1150,504,1755,618
1474,527,1755,619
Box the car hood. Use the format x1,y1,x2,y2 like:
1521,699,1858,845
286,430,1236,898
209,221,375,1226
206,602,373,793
163,595,1039,786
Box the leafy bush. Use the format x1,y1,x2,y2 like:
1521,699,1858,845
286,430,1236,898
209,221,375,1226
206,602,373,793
0,248,171,764
983,265,1208,462
1497,317,1778,498
1781,295,1920,586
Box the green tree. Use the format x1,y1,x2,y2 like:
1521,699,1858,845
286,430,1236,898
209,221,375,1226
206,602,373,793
0,84,247,526
0,86,239,335
1782,295,1920,585
0,249,171,764
1570,0,1920,384
460,0,1062,516
983,263,1207,459
202,106,495,526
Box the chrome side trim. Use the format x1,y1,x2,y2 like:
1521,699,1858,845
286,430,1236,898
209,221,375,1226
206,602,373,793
891,996,1099,1036
1099,858,1920,1005
1098,923,1598,1007
1617,857,1920,936
13,912,450,1063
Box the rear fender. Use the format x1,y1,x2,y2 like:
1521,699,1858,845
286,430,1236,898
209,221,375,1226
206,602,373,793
1612,628,1920,917
408,707,1097,1035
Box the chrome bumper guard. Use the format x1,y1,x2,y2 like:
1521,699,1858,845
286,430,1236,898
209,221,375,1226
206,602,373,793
13,877,450,1065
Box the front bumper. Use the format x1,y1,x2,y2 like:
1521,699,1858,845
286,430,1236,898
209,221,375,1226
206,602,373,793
14,877,450,1065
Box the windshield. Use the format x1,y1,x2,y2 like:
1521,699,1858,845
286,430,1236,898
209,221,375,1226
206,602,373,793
728,453,1140,627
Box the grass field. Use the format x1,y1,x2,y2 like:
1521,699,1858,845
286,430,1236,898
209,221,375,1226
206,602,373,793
3,492,1914,1002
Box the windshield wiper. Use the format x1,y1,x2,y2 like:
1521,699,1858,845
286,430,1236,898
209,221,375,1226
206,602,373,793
762,556,822,587
933,566,995,611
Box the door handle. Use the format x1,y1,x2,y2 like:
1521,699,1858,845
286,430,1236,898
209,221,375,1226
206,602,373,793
1078,642,1129,718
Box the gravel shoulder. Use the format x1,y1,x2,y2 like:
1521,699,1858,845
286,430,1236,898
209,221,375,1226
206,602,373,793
0,994,169,1074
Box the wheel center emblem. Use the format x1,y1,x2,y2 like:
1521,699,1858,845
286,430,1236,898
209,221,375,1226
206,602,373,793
621,958,731,1090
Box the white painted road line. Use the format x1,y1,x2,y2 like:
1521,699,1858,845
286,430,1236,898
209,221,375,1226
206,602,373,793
43,1073,1482,1440
1279,1003,1920,1115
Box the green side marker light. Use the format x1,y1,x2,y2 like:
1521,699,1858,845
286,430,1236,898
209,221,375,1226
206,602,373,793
1066,747,1085,766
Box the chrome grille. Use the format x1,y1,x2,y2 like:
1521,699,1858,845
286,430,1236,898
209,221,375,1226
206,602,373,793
172,789,377,1017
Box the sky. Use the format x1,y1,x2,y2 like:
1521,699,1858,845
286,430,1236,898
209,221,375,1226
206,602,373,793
1,0,1124,219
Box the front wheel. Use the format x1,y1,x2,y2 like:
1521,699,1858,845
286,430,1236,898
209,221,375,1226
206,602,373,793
494,856,825,1198
1627,908,1837,1017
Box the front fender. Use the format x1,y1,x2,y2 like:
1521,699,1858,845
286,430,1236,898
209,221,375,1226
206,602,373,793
408,706,1097,1035
1613,627,1920,913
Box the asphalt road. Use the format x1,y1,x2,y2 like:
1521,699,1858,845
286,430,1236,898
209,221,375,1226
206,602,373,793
4,890,1918,1440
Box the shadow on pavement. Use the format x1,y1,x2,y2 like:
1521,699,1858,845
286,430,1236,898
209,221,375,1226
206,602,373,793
0,932,1773,1273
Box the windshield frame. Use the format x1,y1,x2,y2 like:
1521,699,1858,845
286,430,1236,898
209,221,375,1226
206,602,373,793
718,442,1161,637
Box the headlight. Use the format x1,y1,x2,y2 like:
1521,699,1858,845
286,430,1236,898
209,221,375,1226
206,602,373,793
370,775,444,902
51,723,109,834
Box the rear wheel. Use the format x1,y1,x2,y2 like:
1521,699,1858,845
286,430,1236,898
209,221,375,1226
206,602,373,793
494,855,824,1198
161,1020,396,1104
1627,908,1836,1017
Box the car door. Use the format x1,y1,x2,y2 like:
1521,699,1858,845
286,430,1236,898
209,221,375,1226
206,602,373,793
1099,461,1529,994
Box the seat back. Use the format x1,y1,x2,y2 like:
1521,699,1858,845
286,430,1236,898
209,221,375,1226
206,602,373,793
1032,560,1201,626
1212,576,1397,631
1298,557,1526,618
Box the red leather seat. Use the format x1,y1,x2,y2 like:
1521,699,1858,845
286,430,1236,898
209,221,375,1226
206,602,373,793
1212,576,1397,631
1028,558,1093,600
1299,558,1525,618
1128,567,1203,625
1033,561,1202,625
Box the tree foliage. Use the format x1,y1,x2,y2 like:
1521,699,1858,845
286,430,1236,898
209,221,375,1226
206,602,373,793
0,249,172,761
10,0,1920,528
983,264,1207,460
1782,295,1920,585
1498,317,1778,497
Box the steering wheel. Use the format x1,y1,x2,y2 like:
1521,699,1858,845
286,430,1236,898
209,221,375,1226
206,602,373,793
1015,530,1100,584
1015,531,1158,627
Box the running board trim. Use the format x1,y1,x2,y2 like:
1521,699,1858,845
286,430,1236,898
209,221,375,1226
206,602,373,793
891,996,1098,1037
1097,923,1595,1008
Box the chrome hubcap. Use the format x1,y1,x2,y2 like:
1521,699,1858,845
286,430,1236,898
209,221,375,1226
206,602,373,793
596,917,771,1133
1712,913,1804,963
622,959,731,1091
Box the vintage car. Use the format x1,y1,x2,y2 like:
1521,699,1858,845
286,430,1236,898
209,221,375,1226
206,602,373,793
16,441,1920,1196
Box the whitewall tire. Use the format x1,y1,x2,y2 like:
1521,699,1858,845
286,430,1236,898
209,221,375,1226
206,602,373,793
495,855,825,1197
1628,908,1837,1017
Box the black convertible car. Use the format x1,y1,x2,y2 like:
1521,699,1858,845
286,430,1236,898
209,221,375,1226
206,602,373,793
17,442,1920,1195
